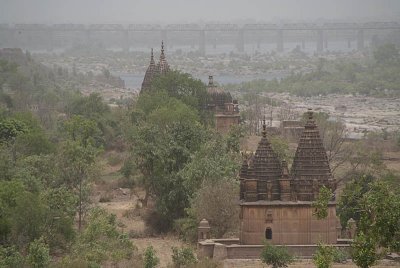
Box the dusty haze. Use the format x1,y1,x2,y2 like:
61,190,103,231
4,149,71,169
1,0,400,24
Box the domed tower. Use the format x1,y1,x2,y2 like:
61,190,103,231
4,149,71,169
291,109,336,201
141,48,156,92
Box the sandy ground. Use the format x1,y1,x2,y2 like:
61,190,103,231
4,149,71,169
222,259,400,268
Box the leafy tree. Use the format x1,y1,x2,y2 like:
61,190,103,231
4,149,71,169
190,179,239,238
312,186,333,220
351,232,379,268
27,237,51,268
143,246,159,268
65,207,134,267
63,115,103,148
313,243,338,268
337,174,375,228
260,242,294,268
171,246,197,267
0,245,25,268
150,70,208,114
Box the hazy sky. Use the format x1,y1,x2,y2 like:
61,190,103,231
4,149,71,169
1,0,400,24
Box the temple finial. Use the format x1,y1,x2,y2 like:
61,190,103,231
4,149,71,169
161,40,164,52
307,108,313,120
208,75,214,86
262,116,267,138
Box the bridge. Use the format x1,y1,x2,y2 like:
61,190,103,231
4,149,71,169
0,22,399,55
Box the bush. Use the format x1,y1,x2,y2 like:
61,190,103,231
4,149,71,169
144,246,159,268
174,217,198,243
27,237,51,268
99,192,113,203
0,246,25,268
260,242,294,268
313,243,336,268
171,246,197,267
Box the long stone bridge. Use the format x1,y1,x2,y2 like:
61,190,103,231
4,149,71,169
0,22,399,54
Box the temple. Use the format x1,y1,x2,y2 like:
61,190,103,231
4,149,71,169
206,75,240,133
199,109,342,259
141,41,170,92
239,109,337,246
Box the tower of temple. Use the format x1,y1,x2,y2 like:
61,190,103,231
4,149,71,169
140,41,170,92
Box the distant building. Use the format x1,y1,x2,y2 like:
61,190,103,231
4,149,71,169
141,41,170,92
206,75,240,134
239,109,337,245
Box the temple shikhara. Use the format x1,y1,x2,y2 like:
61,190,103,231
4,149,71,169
198,109,343,259
141,41,170,92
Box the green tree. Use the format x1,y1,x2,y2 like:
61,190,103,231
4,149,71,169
27,237,51,268
313,243,337,268
0,245,25,268
312,186,333,220
58,140,99,230
150,70,209,121
260,242,294,268
171,246,197,268
143,246,159,268
351,232,379,268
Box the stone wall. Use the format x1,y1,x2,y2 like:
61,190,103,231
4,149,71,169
240,202,337,245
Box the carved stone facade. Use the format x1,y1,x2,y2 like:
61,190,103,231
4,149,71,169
239,110,337,245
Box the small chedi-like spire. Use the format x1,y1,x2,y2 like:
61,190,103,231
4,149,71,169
262,117,267,138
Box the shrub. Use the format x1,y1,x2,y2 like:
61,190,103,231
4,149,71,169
99,192,113,202
313,243,336,268
173,216,198,243
171,246,197,267
144,246,159,268
27,237,51,268
0,246,25,268
260,242,294,268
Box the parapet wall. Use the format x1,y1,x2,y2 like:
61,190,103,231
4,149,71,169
198,239,351,260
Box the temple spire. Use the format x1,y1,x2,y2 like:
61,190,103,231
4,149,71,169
262,117,267,138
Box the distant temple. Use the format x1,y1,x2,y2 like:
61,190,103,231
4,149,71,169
198,109,342,259
239,109,337,245
206,75,240,133
141,41,170,92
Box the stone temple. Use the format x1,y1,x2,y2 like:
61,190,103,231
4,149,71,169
198,109,344,259
239,109,337,246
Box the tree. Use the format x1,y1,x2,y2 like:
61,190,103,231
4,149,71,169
64,207,134,267
150,70,208,115
260,242,294,268
373,43,400,65
27,237,51,268
312,186,333,220
351,232,379,268
58,140,99,230
313,242,337,268
171,246,197,268
143,246,159,268
190,179,239,238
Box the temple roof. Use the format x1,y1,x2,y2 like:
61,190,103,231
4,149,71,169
206,75,233,109
291,109,333,181
157,41,170,75
141,48,156,91
248,120,282,181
